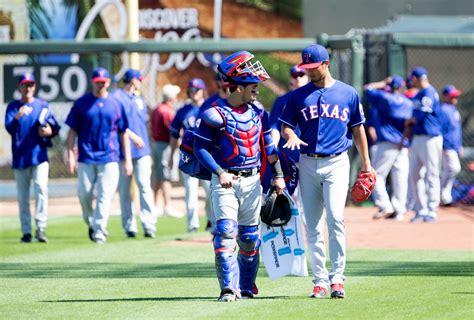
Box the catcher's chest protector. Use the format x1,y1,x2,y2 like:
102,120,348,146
215,105,262,167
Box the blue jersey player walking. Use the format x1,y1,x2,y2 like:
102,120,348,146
169,78,207,233
5,72,60,243
112,69,157,238
66,67,133,244
280,44,372,299
405,67,442,223
364,76,414,220
439,85,463,206
194,51,285,302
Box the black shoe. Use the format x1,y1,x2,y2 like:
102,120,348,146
218,288,236,302
188,227,198,233
88,227,94,241
35,229,48,243
240,290,254,299
144,230,155,238
20,234,32,243
126,231,137,238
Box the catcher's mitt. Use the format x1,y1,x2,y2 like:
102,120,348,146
351,170,377,202
260,187,292,227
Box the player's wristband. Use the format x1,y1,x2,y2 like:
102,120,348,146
270,159,284,179
215,167,225,176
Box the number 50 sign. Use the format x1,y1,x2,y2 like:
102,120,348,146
3,63,93,103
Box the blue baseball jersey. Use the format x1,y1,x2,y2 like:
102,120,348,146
279,81,365,155
112,88,151,159
365,88,413,146
5,98,60,169
194,98,275,171
170,103,200,138
66,92,128,164
412,85,441,136
270,92,300,162
440,103,462,152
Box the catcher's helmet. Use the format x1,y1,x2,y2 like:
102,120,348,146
217,51,270,85
260,187,292,227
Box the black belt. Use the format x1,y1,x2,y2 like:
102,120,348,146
226,167,260,177
305,152,342,159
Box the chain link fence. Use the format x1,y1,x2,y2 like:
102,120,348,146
360,35,474,205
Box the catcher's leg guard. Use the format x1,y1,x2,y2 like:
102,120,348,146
237,225,260,296
213,219,239,293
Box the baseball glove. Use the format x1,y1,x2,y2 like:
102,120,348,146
351,170,377,202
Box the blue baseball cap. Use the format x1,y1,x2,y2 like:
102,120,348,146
298,44,329,69
290,65,305,78
91,67,110,83
442,84,461,97
19,72,35,84
124,69,143,82
389,75,405,89
188,78,206,90
411,67,428,79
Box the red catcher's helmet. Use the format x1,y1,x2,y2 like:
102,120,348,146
217,51,270,85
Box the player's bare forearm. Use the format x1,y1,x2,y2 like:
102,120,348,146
270,128,280,147
125,128,145,148
281,124,308,150
66,129,77,173
120,132,133,176
352,125,371,171
169,137,179,166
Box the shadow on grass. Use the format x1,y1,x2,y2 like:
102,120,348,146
1,260,472,279
42,296,290,303
0,262,215,278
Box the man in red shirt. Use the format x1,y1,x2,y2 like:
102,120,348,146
151,84,183,217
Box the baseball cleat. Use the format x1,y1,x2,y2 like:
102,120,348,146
218,289,236,302
423,215,436,223
144,230,156,238
240,290,254,299
126,231,137,238
35,229,48,243
330,283,345,299
310,286,328,298
373,209,394,220
252,283,259,295
88,227,94,241
410,214,425,223
20,233,32,243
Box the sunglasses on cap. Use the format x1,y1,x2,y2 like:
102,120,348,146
291,70,306,78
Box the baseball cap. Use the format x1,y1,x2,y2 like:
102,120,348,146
290,65,305,78
411,67,428,79
18,72,35,84
298,44,329,69
124,69,143,82
188,78,206,90
389,75,404,89
442,84,461,97
91,67,110,83
162,84,181,101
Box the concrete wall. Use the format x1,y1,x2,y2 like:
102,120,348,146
303,0,474,36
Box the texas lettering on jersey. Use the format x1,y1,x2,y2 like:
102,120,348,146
300,103,349,122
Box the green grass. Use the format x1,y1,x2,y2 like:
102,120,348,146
1,216,473,319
